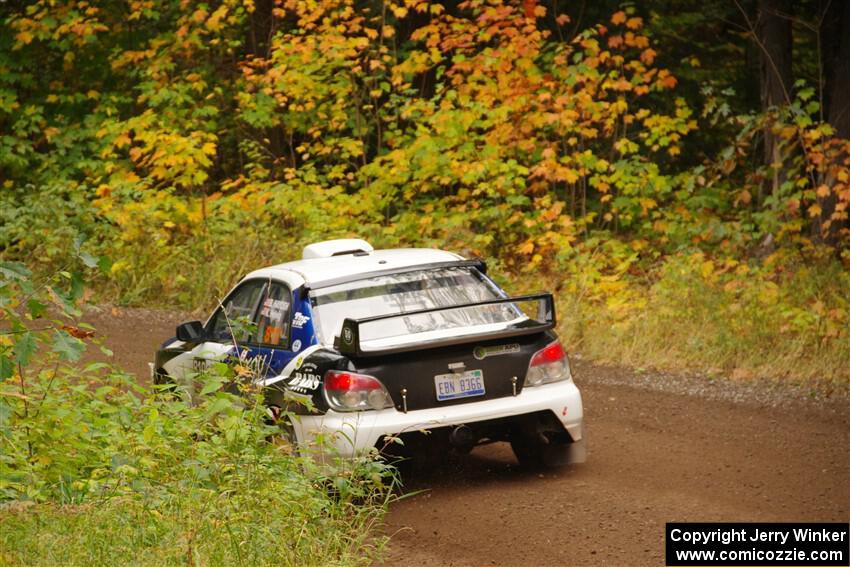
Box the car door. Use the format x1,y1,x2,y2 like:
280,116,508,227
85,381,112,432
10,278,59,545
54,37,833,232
162,278,268,401
246,281,296,379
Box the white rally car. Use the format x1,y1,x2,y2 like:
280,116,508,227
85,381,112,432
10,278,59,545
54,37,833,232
153,239,585,467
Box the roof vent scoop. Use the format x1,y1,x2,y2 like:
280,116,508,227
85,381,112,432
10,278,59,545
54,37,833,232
302,238,374,260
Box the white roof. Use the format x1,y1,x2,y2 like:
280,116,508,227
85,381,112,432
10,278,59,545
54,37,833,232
244,248,465,289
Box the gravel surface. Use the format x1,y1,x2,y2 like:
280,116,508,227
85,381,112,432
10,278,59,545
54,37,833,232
570,356,849,415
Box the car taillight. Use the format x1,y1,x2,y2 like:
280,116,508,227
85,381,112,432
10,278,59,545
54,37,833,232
525,341,572,386
323,370,393,411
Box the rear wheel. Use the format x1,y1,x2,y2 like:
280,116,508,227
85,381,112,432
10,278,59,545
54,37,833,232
510,436,572,468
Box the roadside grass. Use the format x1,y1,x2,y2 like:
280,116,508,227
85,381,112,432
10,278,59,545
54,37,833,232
0,366,394,567
1,486,386,567
550,250,850,391
98,230,279,308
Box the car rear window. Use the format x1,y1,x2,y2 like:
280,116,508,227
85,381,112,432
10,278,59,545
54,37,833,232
310,267,521,344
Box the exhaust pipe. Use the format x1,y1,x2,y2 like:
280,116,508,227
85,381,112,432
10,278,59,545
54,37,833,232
449,425,478,449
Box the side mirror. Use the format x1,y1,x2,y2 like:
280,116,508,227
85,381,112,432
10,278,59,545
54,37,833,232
176,320,206,342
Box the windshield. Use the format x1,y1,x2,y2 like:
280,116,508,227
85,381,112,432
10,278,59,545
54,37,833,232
310,267,523,345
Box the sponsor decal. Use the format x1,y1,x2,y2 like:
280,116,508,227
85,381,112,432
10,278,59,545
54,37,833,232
291,339,302,352
260,297,289,320
260,344,324,387
286,362,321,392
473,343,521,360
292,312,311,329
246,353,270,374
230,351,270,376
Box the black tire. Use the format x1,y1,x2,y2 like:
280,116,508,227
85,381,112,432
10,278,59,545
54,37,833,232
152,370,181,400
510,437,572,468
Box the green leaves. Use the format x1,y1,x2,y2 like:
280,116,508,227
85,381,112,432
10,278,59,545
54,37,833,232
204,396,234,418
26,299,46,319
51,331,85,362
0,262,30,281
14,332,37,366
199,374,228,396
78,251,99,269
0,356,13,381
0,247,105,378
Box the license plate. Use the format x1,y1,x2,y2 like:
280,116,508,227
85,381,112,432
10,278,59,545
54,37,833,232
434,369,485,401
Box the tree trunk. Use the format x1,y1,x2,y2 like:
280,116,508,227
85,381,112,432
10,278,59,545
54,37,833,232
825,2,850,139
814,0,850,244
756,0,792,199
248,0,274,58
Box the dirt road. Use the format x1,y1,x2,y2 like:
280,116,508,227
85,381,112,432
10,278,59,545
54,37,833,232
85,307,850,567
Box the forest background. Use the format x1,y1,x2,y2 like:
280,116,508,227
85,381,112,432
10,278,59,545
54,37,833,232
2,0,849,387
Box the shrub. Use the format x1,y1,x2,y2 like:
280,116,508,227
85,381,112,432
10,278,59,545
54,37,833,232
0,260,395,566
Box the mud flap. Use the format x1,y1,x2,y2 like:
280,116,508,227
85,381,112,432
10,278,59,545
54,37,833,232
539,436,586,467
565,436,587,464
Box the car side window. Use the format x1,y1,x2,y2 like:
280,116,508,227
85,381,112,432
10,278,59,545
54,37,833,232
208,280,267,342
255,283,291,347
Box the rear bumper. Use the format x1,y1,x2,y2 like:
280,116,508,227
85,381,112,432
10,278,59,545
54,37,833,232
290,379,583,459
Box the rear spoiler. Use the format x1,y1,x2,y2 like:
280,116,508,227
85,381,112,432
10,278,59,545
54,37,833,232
335,293,556,358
